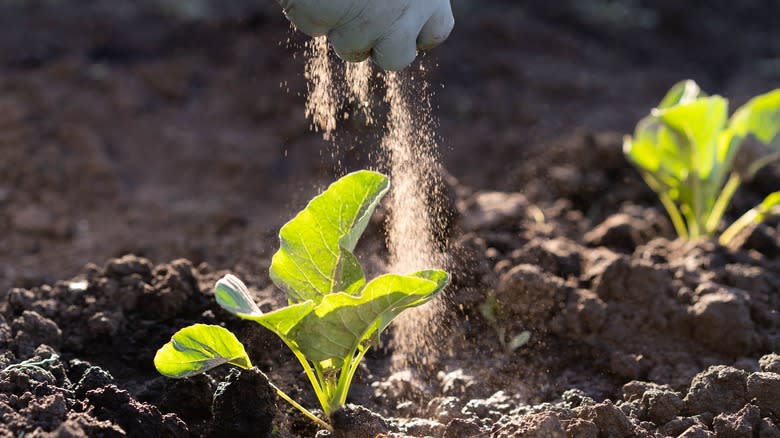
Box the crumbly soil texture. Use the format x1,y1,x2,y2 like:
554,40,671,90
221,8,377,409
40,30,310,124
1,1,780,437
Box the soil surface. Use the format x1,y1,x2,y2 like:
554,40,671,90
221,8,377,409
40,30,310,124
1,1,779,437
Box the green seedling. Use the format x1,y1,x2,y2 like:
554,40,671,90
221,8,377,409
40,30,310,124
479,296,531,354
154,170,449,430
624,80,780,245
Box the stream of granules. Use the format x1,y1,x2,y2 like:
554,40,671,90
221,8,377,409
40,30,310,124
380,71,450,371
303,41,451,371
304,37,337,140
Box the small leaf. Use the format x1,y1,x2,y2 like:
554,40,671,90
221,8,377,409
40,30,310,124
154,324,251,378
754,191,780,222
270,170,389,303
478,296,498,325
215,274,262,317
657,80,704,109
507,331,531,352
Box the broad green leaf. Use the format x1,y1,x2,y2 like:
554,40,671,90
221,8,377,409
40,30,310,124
625,116,689,197
730,89,780,146
655,96,728,180
290,270,449,365
238,300,316,339
657,79,704,109
154,324,251,378
270,171,390,303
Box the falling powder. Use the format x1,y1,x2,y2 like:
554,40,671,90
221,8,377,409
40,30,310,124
302,40,451,371
304,36,337,139
381,70,451,371
345,61,375,125
380,71,443,272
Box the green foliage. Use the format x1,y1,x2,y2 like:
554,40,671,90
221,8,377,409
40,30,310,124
624,80,780,244
478,296,531,354
154,324,252,378
154,170,449,428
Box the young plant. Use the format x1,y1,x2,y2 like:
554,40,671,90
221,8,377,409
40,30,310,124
624,80,780,245
153,170,449,430
479,296,531,354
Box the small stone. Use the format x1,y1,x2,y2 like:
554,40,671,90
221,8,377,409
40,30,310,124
678,424,716,437
584,213,644,252
712,404,761,438
759,354,780,373
565,418,598,438
640,389,683,424
491,411,565,438
11,311,62,358
443,418,482,438
75,366,114,399
689,288,754,357
758,418,780,438
330,404,389,438
684,366,748,415
747,372,780,419
212,368,275,437
577,400,634,438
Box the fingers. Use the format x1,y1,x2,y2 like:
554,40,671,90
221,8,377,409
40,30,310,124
369,1,433,71
417,1,455,50
371,25,420,71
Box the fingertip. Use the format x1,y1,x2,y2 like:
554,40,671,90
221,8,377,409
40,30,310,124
417,4,455,50
371,34,417,71
328,30,372,63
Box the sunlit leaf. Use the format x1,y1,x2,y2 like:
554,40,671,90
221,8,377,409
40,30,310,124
270,170,389,303
154,324,251,378
657,79,704,109
291,270,449,365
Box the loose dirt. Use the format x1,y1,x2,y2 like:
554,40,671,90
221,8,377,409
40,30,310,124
1,1,779,437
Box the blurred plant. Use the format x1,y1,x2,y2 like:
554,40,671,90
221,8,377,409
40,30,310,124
479,296,531,354
624,80,780,246
153,170,449,431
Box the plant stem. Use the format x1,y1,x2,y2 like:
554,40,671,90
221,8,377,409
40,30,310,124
705,172,741,234
270,382,333,432
334,347,369,408
719,208,757,247
283,341,330,415
658,192,689,239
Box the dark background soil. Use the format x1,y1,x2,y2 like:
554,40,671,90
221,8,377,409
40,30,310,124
0,1,779,437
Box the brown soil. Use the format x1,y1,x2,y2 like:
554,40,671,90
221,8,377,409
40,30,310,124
1,1,779,437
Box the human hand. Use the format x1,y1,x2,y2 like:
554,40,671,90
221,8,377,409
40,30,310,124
278,0,454,70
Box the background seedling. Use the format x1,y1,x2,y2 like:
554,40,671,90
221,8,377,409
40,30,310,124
154,170,449,430
623,80,780,246
479,296,531,354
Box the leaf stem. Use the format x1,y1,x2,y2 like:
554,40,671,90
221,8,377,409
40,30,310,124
640,170,689,239
335,346,369,408
269,382,333,432
719,208,757,247
705,172,741,234
658,191,689,239
283,341,330,415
